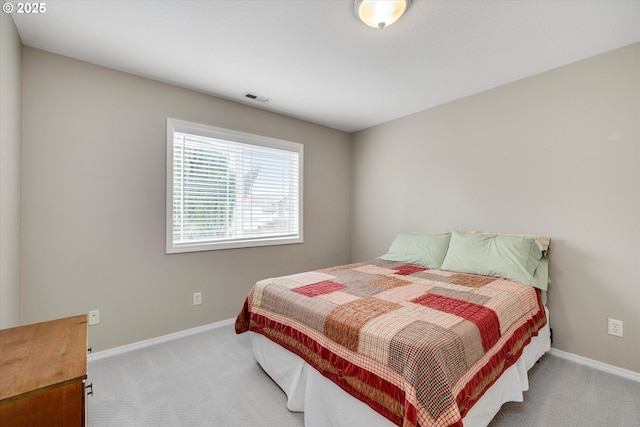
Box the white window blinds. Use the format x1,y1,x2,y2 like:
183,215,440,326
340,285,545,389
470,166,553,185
166,119,303,253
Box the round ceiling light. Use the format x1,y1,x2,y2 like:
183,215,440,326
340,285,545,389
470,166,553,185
354,0,411,29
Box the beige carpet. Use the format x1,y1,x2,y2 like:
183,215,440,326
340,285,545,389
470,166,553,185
87,324,640,427
490,354,640,426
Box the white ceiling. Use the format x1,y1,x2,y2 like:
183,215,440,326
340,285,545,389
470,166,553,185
11,0,640,132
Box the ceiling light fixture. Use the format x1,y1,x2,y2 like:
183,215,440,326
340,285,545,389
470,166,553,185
354,0,411,29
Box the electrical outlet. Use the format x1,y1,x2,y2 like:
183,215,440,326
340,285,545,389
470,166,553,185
193,292,202,306
88,310,100,326
607,318,623,337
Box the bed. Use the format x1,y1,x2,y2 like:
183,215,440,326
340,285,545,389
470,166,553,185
235,230,551,427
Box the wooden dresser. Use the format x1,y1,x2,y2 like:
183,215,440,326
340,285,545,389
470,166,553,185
0,315,88,427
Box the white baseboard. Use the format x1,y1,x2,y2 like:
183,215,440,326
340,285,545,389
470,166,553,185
88,321,640,384
549,348,640,382
88,318,235,362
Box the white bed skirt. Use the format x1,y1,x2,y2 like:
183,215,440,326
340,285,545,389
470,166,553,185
249,307,550,427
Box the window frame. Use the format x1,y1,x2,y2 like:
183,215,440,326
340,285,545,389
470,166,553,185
166,118,303,254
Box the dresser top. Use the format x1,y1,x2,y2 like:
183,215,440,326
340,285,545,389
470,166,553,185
0,315,88,401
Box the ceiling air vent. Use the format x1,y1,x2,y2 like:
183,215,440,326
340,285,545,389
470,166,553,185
243,92,270,103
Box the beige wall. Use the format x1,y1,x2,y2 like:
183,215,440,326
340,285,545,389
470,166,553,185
352,43,640,373
0,12,22,328
14,36,640,373
21,47,352,351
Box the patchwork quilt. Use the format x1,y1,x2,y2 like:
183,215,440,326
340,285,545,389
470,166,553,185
235,259,546,427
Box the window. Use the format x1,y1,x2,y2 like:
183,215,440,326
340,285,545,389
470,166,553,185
166,118,303,253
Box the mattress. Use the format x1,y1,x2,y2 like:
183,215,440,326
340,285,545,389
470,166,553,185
250,306,550,427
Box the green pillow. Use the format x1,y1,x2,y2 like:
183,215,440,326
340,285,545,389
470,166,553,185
380,233,451,269
440,230,544,286
532,256,549,291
